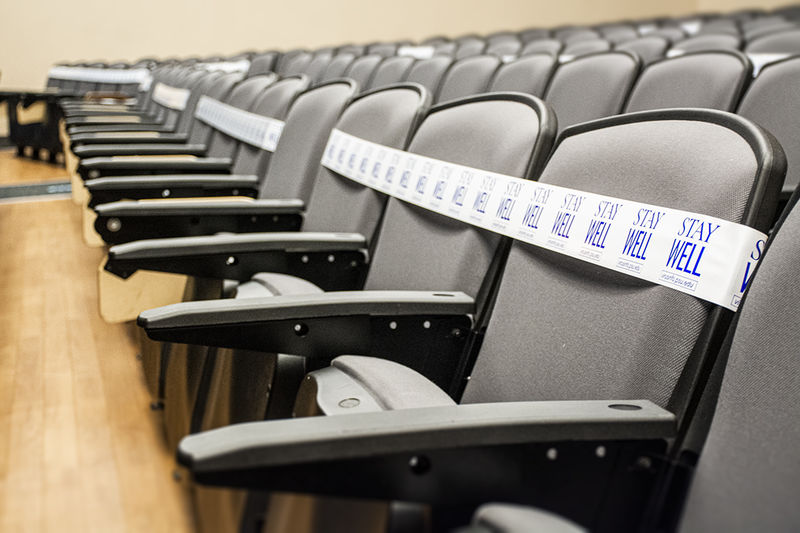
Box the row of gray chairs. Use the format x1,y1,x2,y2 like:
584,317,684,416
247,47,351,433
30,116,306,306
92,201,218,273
80,48,800,219
73,51,792,532
132,92,786,532
48,7,800,532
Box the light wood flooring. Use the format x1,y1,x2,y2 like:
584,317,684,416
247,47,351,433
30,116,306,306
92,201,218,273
0,152,195,532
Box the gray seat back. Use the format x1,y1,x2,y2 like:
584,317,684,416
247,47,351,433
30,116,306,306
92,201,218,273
203,74,276,158
556,28,601,43
521,39,564,57
367,56,415,90
486,39,522,57
185,72,243,145
519,29,550,43
624,51,750,113
368,43,399,57
488,54,557,97
344,54,383,89
678,193,800,531
320,53,356,82
436,55,502,103
543,51,640,131
745,21,798,42
337,44,366,56
647,27,687,44
230,76,311,176
669,33,742,54
303,51,334,84
600,25,639,45
246,52,278,77
696,20,740,36
302,84,430,238
278,51,313,76
170,70,220,135
455,37,487,59
463,109,783,424
562,39,612,58
364,94,556,313
745,29,800,53
616,36,669,64
258,80,358,201
737,56,800,199
404,56,454,97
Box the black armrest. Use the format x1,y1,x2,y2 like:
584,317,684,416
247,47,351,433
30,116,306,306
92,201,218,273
106,232,369,288
93,198,304,244
177,400,674,505
140,290,475,388
70,132,188,147
79,156,233,180
64,108,148,118
86,174,259,207
73,142,207,158
68,123,177,135
65,114,159,126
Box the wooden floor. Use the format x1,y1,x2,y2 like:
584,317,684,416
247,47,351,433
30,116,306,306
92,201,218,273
0,149,67,185
0,154,195,532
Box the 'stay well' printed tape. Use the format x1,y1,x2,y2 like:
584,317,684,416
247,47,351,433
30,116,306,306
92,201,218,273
195,96,284,152
321,129,767,311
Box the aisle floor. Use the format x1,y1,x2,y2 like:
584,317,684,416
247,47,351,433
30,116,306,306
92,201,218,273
0,153,195,532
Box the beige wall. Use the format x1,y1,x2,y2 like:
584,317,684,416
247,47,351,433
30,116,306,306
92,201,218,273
0,0,702,89
0,0,793,90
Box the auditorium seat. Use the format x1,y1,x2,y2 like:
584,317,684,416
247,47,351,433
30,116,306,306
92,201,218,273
487,54,557,96
646,26,687,43
142,91,556,532
542,51,640,131
745,28,800,54
521,38,563,56
623,51,750,112
435,55,501,102
403,55,454,97
668,33,742,55
736,56,800,206
466,179,800,533
70,70,221,153
342,54,383,88
518,28,550,43
70,70,229,148
555,28,601,43
76,74,280,180
318,52,356,82
170,108,783,533
366,56,415,89
126,84,433,456
91,79,357,243
598,24,639,44
561,38,612,58
616,36,669,64
454,36,487,59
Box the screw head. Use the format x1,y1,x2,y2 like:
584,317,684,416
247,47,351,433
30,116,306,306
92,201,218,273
338,398,360,408
161,189,170,197
106,217,122,232
408,455,431,475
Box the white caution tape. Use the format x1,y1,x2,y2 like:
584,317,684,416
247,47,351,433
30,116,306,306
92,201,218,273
48,66,152,87
398,45,436,59
321,129,767,311
151,83,191,110
197,59,252,73
195,96,284,151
